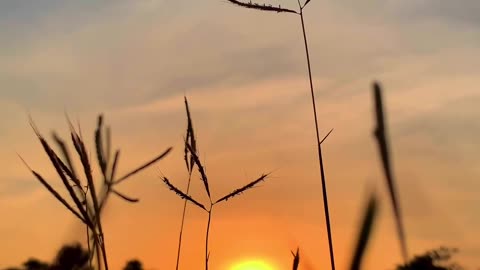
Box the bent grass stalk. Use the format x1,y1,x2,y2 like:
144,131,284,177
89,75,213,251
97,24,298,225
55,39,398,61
20,115,172,270
372,82,409,262
222,1,336,269
163,97,269,270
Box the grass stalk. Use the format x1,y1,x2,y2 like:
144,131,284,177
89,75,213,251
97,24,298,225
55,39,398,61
162,97,268,270
205,207,213,270
372,82,408,262
221,1,336,269
22,114,171,270
175,174,193,270
296,1,337,269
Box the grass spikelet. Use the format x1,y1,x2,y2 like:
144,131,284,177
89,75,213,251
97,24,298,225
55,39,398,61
214,173,268,204
162,176,207,211
225,0,298,14
24,114,172,270
29,119,92,227
372,81,408,262
175,96,199,270
95,114,107,176
52,132,80,185
185,142,211,199
163,98,270,270
184,96,198,173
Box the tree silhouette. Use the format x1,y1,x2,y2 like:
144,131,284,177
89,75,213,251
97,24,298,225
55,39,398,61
397,247,462,270
49,243,90,270
123,260,143,270
22,259,49,270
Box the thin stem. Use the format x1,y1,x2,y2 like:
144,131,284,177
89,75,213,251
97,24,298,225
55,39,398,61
299,9,336,270
84,190,92,269
175,173,193,270
95,235,102,270
205,206,213,270
98,219,109,270
86,224,92,268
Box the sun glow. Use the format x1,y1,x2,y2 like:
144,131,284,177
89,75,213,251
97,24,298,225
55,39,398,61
230,259,275,270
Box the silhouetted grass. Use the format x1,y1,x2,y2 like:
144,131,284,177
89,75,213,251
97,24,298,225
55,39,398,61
20,115,172,270
373,82,409,262
349,192,379,270
292,248,300,270
162,97,269,270
222,1,337,269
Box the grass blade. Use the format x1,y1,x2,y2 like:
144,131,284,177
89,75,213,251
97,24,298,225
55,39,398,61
349,193,379,270
52,132,80,185
19,155,86,224
162,176,207,211
372,81,408,262
109,150,120,183
115,147,172,184
111,189,139,203
214,173,268,204
30,120,93,228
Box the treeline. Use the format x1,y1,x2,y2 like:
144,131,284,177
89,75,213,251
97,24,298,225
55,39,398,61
3,243,142,270
4,243,462,270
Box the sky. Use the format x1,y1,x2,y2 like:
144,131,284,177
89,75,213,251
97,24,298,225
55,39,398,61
1,0,479,269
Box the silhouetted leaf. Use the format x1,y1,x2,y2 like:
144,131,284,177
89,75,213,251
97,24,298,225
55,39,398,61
111,189,139,203
349,193,378,270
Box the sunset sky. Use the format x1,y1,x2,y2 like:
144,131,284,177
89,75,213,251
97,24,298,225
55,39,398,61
1,1,479,269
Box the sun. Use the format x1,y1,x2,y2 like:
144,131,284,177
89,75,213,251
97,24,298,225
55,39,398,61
230,259,275,270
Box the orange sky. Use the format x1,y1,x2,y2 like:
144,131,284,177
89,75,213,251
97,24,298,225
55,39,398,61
1,1,479,270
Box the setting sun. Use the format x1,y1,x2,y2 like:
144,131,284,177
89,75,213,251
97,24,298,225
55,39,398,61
230,259,276,270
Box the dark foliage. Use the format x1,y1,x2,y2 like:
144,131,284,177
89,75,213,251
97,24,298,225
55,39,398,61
123,260,143,270
397,247,462,270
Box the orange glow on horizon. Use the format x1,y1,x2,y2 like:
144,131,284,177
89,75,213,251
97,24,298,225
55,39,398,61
229,258,276,270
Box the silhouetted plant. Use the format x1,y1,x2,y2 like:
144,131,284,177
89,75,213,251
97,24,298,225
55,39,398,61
396,247,462,270
162,97,269,270
50,243,90,270
173,97,198,270
291,248,300,270
122,260,143,270
349,192,379,270
372,82,409,262
20,115,172,270
221,1,336,269
22,259,49,270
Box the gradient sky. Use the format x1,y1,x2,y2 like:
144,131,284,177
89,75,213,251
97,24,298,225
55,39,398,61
1,1,479,269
